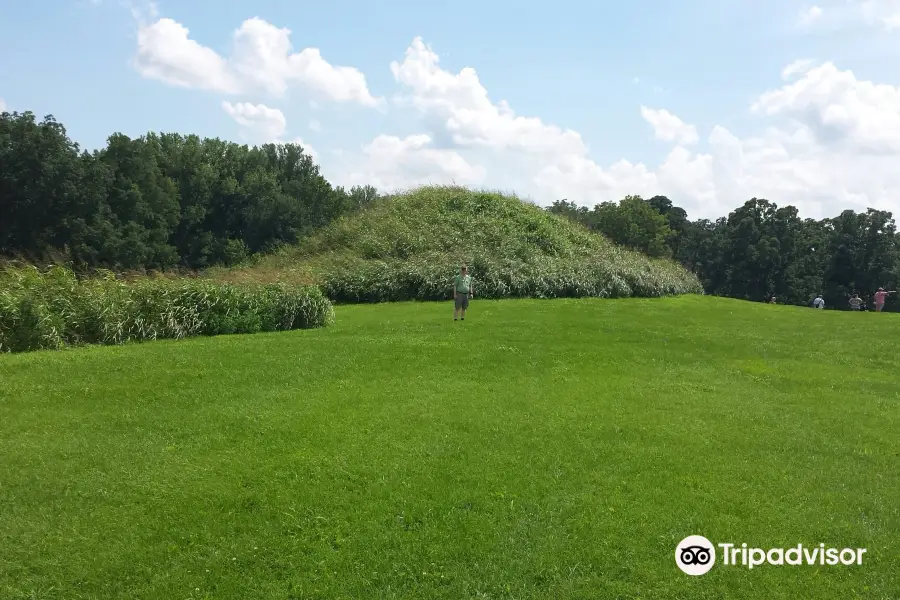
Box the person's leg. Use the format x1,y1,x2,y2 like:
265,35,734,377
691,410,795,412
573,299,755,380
454,293,462,320
876,303,884,312
461,295,469,320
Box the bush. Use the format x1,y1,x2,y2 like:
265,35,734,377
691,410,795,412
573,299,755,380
316,253,700,304
0,265,334,353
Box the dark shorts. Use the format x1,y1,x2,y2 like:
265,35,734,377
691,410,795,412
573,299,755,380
455,292,470,310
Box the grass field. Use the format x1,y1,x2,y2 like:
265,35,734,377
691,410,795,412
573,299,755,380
1,296,898,599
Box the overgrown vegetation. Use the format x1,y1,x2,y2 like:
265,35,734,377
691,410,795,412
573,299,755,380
0,265,334,352
218,186,704,302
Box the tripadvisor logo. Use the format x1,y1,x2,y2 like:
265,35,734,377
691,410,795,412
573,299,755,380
675,536,867,576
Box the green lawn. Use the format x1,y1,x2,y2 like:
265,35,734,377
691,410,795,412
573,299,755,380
1,296,898,599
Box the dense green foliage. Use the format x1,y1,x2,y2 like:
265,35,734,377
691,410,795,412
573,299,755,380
1,297,897,598
0,265,333,352
226,186,703,302
550,195,900,310
0,111,378,270
3,107,897,310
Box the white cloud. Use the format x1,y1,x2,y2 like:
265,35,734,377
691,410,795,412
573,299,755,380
220,101,318,161
328,38,712,212
799,5,824,25
344,134,486,192
135,16,381,106
389,38,589,157
334,38,900,220
752,62,900,154
222,101,286,143
640,106,699,145
0,98,6,113
309,119,321,132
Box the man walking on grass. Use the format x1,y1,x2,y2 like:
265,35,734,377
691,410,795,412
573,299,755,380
874,287,896,312
453,265,474,321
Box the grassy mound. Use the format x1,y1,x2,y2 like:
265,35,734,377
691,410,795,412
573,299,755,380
0,265,334,352
218,186,703,302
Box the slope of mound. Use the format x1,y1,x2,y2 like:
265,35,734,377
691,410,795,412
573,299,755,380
220,186,703,302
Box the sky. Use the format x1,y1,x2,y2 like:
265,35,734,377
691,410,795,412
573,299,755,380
2,0,900,220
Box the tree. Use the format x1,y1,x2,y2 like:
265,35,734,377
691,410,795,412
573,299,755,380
592,195,674,258
0,110,380,270
0,112,84,259
822,209,898,309
647,195,689,256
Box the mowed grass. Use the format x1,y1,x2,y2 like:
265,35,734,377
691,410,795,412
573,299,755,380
1,296,898,599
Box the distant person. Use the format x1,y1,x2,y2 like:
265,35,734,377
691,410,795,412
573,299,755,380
453,265,474,321
873,287,896,312
849,294,862,311
769,296,777,304
813,294,825,309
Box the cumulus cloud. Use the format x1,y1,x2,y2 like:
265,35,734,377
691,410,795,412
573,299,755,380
640,106,699,145
221,101,317,160
135,16,381,106
344,134,486,192
222,101,286,143
752,62,900,154
335,37,900,220
0,98,6,113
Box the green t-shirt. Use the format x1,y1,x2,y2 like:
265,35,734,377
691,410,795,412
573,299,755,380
454,274,472,294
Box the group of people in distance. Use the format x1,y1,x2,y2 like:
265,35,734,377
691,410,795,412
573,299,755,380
770,288,896,311
849,288,896,312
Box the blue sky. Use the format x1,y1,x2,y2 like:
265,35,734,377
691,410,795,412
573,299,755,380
2,0,900,219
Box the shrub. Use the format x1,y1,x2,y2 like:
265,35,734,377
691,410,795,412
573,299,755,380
0,265,334,353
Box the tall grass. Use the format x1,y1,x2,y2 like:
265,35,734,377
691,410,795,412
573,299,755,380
0,265,334,353
220,186,704,302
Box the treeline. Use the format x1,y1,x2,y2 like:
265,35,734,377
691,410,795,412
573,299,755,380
3,109,899,311
0,111,378,270
549,196,900,311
